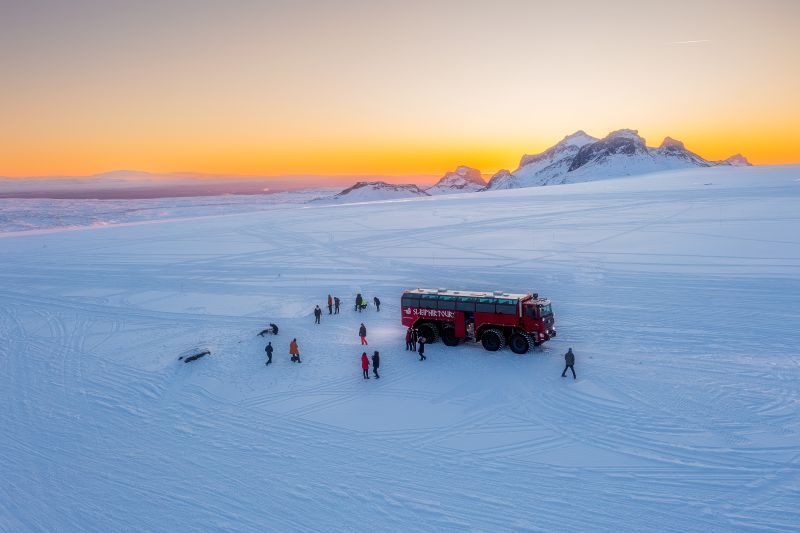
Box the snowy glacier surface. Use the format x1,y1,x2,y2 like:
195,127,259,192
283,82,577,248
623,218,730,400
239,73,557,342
1,165,799,531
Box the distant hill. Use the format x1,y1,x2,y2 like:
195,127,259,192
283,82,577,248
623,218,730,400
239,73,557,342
315,181,430,204
426,166,486,195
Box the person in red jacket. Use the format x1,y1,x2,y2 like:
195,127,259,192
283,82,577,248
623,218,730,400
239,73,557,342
327,294,333,315
361,352,370,379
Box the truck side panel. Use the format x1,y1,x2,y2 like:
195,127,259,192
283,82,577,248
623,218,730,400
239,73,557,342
402,307,457,328
474,312,520,331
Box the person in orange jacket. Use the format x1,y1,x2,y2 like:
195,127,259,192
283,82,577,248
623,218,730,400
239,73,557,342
327,294,333,315
290,338,301,363
361,352,369,379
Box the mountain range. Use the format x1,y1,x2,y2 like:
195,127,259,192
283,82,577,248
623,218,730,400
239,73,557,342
484,129,750,190
315,166,488,203
1,129,751,202
323,129,749,202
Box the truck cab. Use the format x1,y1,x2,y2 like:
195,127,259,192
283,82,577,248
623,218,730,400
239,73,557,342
522,296,556,345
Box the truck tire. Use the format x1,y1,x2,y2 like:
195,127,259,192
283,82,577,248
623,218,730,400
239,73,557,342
509,332,533,354
441,324,459,347
417,322,439,344
481,328,505,352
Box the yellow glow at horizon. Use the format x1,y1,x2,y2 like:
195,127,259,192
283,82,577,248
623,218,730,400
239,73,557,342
0,1,798,178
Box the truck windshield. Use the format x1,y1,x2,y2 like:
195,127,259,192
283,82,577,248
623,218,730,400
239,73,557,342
539,304,552,316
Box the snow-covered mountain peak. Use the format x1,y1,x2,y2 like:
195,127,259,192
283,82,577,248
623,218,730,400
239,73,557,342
454,166,481,179
560,130,599,147
653,137,710,166
317,181,430,203
518,131,598,170
567,129,649,172
426,166,486,195
606,129,645,142
659,137,686,150
718,154,752,166
486,127,735,190
483,169,516,191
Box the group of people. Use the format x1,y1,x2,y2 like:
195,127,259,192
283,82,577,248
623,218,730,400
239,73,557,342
404,327,427,361
313,294,381,323
264,292,578,381
315,296,340,322
263,338,302,365
263,293,385,379
354,293,380,312
361,351,380,379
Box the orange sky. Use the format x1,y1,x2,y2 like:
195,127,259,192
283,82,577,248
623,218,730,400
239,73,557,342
1,0,798,178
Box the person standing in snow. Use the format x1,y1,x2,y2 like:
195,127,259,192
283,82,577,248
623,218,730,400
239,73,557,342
405,327,414,351
290,339,301,363
361,352,370,379
561,348,576,380
411,328,418,352
327,294,333,315
359,323,368,345
373,296,381,312
418,336,426,361
265,341,273,366
314,305,322,324
355,293,363,312
371,350,380,379
334,296,340,314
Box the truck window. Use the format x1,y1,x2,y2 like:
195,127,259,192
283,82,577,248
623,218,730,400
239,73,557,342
476,298,495,313
401,296,420,308
456,298,475,312
437,298,456,310
539,304,553,316
419,294,438,308
495,304,517,315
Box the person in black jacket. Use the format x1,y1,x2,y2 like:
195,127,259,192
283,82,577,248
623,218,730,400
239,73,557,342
265,342,273,366
418,337,426,361
371,351,380,379
334,296,340,314
561,348,576,379
359,323,368,345
314,305,322,324
373,296,381,312
411,328,418,352
355,293,363,312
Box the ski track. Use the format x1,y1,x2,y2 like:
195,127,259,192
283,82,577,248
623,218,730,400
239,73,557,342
2,166,800,531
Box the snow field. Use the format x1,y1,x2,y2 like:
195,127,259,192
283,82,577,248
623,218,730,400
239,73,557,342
1,165,799,531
